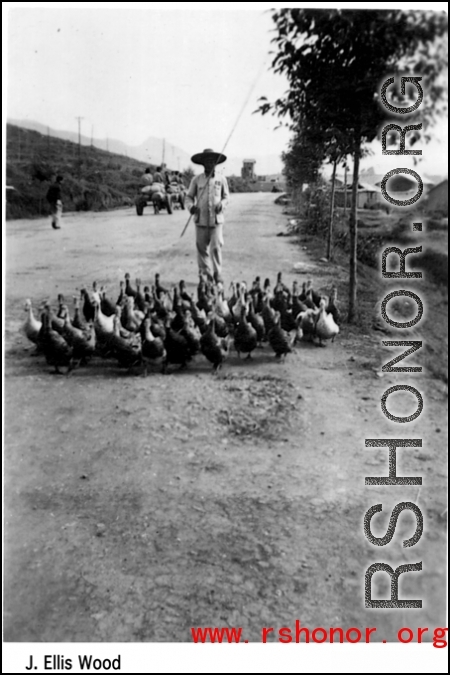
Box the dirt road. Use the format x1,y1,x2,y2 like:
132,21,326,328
4,193,447,643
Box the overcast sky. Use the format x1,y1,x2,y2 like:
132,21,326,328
5,4,448,177
6,7,293,173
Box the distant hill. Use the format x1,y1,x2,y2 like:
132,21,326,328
359,166,442,187
5,123,193,220
8,118,284,177
8,118,193,172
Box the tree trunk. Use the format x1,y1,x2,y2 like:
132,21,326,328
343,164,348,216
327,159,337,260
348,142,360,323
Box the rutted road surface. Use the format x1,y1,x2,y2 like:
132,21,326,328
4,193,447,642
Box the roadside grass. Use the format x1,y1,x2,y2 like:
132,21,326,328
283,200,448,385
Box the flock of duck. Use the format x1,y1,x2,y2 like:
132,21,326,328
22,272,341,375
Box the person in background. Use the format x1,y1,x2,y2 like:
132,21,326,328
185,148,229,284
46,174,64,230
153,166,164,184
141,167,153,186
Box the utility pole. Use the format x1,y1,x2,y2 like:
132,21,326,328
75,116,84,175
343,163,348,216
177,156,180,171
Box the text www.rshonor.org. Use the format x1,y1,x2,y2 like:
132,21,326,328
191,621,448,646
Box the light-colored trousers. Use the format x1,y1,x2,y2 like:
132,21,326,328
50,200,63,228
196,224,223,281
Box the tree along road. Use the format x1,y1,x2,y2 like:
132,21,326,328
4,193,447,642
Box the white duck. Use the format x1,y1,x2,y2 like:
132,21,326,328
93,300,114,337
91,280,102,306
215,288,231,321
22,299,42,345
232,285,247,321
315,297,339,344
121,296,144,332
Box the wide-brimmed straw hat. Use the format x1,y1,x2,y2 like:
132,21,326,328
191,148,227,165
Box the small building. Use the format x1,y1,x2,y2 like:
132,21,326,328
426,179,448,215
357,182,384,208
332,170,438,210
334,180,383,209
241,159,256,180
